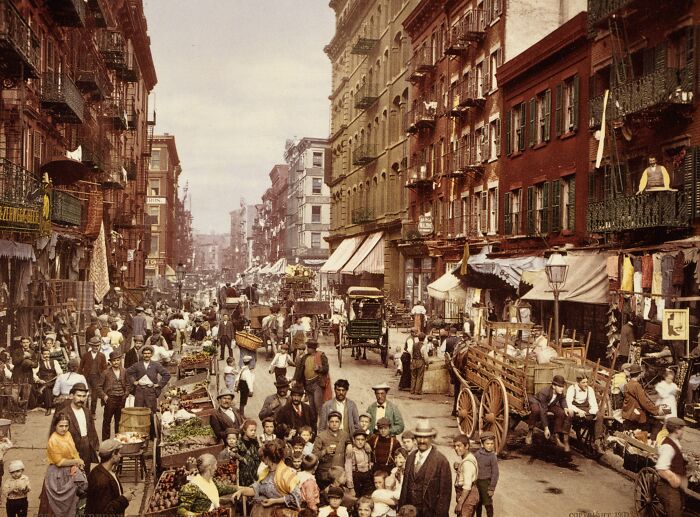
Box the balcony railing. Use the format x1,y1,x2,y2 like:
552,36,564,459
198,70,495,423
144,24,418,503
587,190,689,233
408,46,435,82
445,9,486,55
352,144,378,166
405,165,433,189
0,157,42,219
100,159,126,190
449,76,484,116
76,47,112,101
355,83,379,110
114,212,138,229
51,190,82,226
40,72,85,124
87,0,109,28
99,31,126,71
351,34,379,55
406,100,437,134
47,0,86,27
589,61,694,126
0,0,40,79
401,221,422,240
444,148,468,176
117,57,138,83
103,99,128,131
351,207,375,224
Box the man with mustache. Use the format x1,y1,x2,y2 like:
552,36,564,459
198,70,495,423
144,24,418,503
275,384,316,437
63,383,99,473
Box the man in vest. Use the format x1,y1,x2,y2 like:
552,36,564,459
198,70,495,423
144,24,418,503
79,336,108,418
36,347,62,416
655,417,688,516
218,313,235,360
638,157,672,193
293,340,329,422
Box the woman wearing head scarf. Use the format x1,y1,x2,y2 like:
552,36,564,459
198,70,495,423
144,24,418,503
177,453,237,516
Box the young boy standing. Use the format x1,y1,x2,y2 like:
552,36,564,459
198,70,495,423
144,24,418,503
259,417,276,445
367,418,400,474
345,430,374,497
3,460,30,517
453,435,479,517
474,432,499,517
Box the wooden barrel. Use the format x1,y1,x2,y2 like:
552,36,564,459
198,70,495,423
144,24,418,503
422,361,451,395
119,407,151,436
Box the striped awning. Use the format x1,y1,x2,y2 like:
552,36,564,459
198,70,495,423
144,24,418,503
341,232,384,275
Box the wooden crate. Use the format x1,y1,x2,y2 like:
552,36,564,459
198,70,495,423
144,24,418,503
159,442,224,469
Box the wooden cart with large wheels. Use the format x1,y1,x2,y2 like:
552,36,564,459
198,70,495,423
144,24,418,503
634,467,665,517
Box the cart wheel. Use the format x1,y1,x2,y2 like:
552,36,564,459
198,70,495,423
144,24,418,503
635,467,665,517
456,387,477,438
338,337,344,368
478,378,510,453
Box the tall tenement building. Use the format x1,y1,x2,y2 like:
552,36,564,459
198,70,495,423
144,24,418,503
323,0,415,298
0,0,156,337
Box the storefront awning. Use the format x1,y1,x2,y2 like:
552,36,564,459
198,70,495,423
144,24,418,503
0,240,35,261
522,252,610,304
269,258,287,275
341,232,384,275
258,263,272,275
465,245,546,288
428,269,468,301
320,235,365,273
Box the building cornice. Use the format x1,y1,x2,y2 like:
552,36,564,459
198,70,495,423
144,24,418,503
403,0,447,38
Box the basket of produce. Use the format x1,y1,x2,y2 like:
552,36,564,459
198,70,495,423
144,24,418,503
115,432,147,455
235,331,263,351
159,419,224,468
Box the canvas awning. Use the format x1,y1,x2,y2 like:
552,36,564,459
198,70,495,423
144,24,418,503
269,258,287,275
427,269,468,301
320,235,365,274
465,245,546,288
258,263,272,275
522,252,610,304
341,232,384,275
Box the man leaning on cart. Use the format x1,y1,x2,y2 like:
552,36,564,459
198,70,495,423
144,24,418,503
655,417,687,517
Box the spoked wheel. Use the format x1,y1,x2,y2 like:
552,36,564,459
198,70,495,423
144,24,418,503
634,467,665,517
456,387,477,438
478,378,510,453
338,336,344,368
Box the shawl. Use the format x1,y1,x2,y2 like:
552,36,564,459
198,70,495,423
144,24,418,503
257,461,300,495
47,432,80,466
189,474,219,510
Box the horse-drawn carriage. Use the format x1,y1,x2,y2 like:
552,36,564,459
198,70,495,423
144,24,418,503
339,287,389,368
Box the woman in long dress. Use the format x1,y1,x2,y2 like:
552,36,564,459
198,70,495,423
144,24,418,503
233,439,302,517
399,344,412,391
655,368,679,417
38,412,88,516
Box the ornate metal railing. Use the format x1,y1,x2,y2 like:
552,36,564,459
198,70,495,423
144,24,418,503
87,0,108,28
0,157,41,209
47,0,86,27
355,82,379,110
352,144,378,166
0,0,40,78
351,207,375,225
587,190,690,233
76,46,112,100
408,46,435,81
99,31,126,70
40,72,85,123
589,65,694,126
51,190,82,226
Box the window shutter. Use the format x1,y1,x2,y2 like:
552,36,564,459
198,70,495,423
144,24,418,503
495,118,501,157
572,76,580,131
529,98,536,147
495,0,502,17
568,177,576,231
542,182,550,233
454,197,462,234
518,102,526,151
484,0,492,25
544,89,552,142
551,179,561,232
492,186,498,234
480,191,488,232
683,147,700,219
481,125,488,163
504,191,512,235
555,82,563,136
483,57,490,94
505,110,511,155
526,186,535,235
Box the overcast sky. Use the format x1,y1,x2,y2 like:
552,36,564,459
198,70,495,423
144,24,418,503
142,0,334,234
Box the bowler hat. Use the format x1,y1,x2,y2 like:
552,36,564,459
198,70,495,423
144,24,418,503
70,382,89,394
109,351,122,361
412,417,437,437
274,378,290,388
552,375,566,387
290,384,305,395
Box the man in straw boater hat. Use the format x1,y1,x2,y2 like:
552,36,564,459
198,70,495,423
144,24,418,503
655,416,688,517
398,418,452,517
210,387,244,443
258,377,290,421
366,382,404,436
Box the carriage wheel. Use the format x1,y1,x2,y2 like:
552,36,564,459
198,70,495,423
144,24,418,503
634,467,665,517
478,378,510,453
456,387,477,438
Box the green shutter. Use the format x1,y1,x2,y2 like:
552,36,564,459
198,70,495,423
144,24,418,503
551,179,561,232
505,110,512,155
529,98,536,147
683,147,700,219
504,191,512,235
495,118,501,157
542,182,550,233
572,76,580,131
518,102,526,151
544,89,551,141
568,177,576,231
555,83,563,136
526,186,535,235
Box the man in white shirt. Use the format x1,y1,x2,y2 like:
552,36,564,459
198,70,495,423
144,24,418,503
564,374,599,445
66,383,99,473
318,378,360,435
53,358,88,399
655,417,687,516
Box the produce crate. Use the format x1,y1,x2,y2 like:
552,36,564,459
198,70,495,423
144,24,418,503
159,442,224,469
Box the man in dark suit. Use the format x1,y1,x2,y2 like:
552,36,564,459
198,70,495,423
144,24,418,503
259,377,290,421
210,387,244,442
526,374,571,451
11,336,37,385
218,313,235,360
190,318,207,342
398,418,452,517
98,351,129,440
275,384,316,437
85,439,134,516
124,335,144,370
64,383,100,473
79,336,108,417
126,346,170,438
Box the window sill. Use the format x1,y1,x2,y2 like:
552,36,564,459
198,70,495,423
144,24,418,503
488,157,498,164
532,142,547,151
489,16,501,28
559,130,577,140
509,151,523,159
488,87,498,96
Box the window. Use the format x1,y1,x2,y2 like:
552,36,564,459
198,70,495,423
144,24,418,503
475,61,484,98
508,103,526,153
535,90,551,144
474,127,483,164
312,151,323,167
147,205,160,226
487,186,498,234
562,175,576,231
504,189,521,235
311,205,322,223
470,192,482,235
312,178,323,195
148,180,160,196
488,118,500,160
487,49,501,92
461,196,469,235
311,232,321,248
149,235,159,255
149,149,161,170
556,76,579,135
535,182,548,233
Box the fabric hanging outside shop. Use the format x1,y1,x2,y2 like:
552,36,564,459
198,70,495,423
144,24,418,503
89,222,110,302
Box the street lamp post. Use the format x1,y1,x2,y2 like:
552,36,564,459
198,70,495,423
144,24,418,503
176,263,186,310
545,249,569,348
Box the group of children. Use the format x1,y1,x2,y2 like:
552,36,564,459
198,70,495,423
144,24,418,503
453,432,499,517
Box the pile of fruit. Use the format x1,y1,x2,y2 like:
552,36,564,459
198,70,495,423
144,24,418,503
146,467,191,514
215,461,237,485
160,437,217,457
180,352,211,368
162,419,215,444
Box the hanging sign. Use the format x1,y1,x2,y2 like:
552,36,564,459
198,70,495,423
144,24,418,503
418,213,434,236
662,308,689,341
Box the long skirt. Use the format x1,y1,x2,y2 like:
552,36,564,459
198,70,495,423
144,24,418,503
38,464,87,517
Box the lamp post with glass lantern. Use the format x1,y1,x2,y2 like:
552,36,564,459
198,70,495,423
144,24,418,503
176,263,186,310
545,249,569,347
